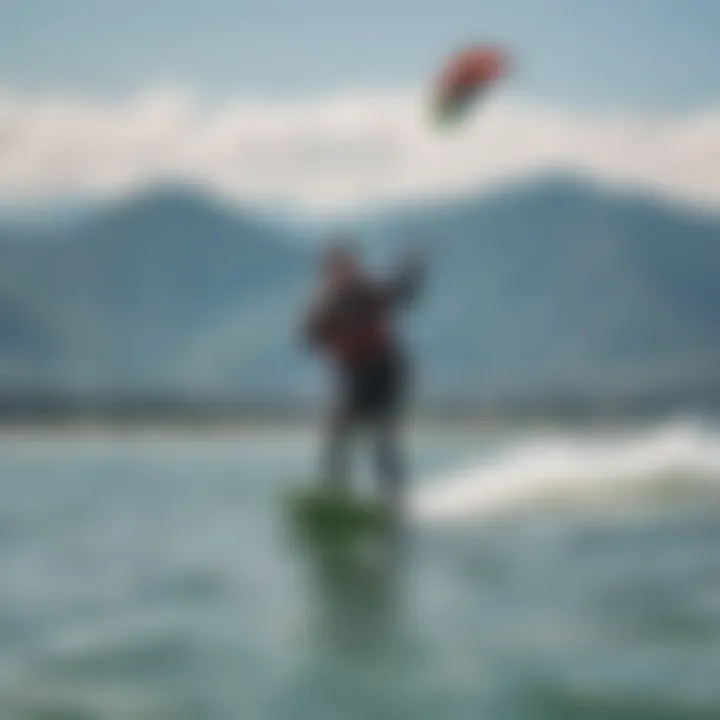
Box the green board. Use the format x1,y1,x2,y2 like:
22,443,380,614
285,487,392,545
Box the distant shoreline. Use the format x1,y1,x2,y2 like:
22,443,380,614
0,405,714,437
0,396,717,423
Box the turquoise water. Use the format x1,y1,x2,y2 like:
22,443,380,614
0,423,719,719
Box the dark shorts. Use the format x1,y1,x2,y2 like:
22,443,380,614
340,351,408,422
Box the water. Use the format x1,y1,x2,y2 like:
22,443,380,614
0,421,719,719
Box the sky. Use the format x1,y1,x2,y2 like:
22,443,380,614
2,0,720,110
1,0,719,212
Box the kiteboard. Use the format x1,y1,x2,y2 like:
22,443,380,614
285,486,392,546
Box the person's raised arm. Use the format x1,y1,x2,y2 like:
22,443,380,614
382,246,428,307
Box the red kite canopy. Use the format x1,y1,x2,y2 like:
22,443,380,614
432,45,510,127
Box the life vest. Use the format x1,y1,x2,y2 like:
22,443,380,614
320,283,391,367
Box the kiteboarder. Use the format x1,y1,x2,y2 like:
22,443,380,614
303,241,426,517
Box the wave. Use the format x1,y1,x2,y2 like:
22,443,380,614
412,420,720,524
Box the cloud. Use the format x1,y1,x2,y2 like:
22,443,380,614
0,86,719,213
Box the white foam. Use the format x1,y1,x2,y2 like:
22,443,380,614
412,420,720,524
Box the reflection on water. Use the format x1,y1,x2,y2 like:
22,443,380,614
297,522,406,657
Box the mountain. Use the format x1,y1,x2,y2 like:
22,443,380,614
0,187,314,398
0,177,718,414
385,177,720,406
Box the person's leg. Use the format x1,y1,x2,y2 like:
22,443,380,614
322,401,353,495
322,369,361,495
372,354,408,515
374,411,404,515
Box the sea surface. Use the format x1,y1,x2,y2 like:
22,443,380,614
0,420,719,719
